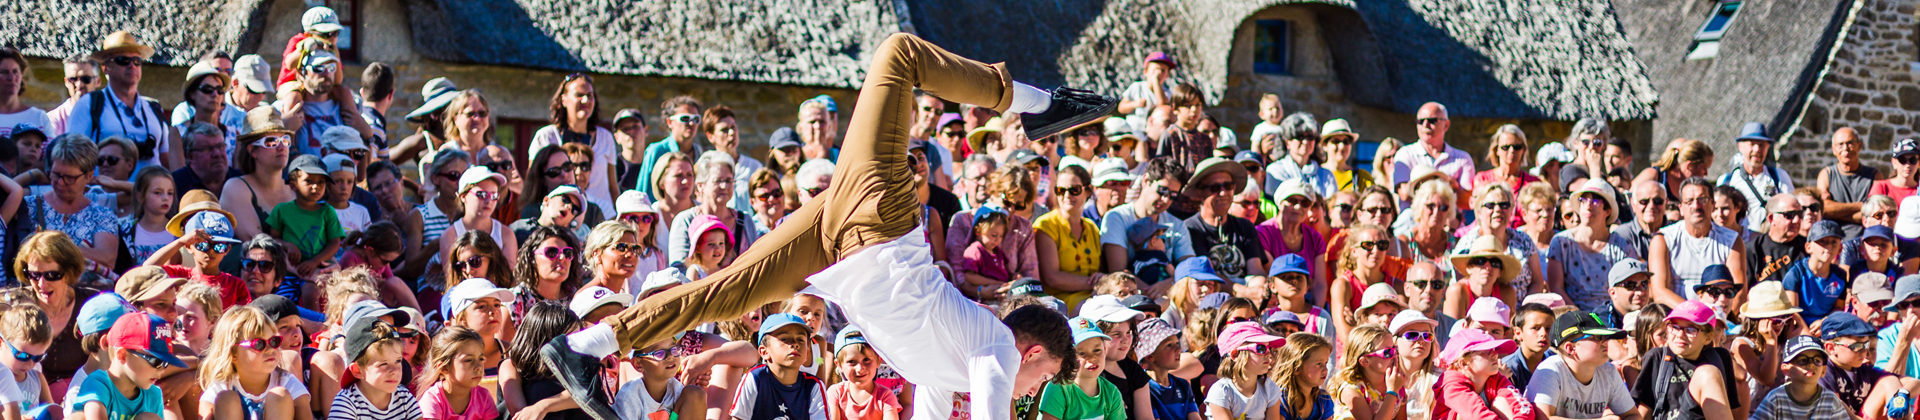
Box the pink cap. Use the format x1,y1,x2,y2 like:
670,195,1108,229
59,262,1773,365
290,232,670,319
1438,328,1517,365
1216,321,1285,356
688,214,734,249
1467,297,1512,326
1666,300,1718,327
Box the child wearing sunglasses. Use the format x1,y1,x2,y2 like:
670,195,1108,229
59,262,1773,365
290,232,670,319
1522,311,1633,420
199,306,309,420
1332,325,1402,420
1433,328,1535,420
1204,322,1290,420
418,327,497,420
616,332,707,420
0,300,54,418
146,210,253,308
74,313,188,420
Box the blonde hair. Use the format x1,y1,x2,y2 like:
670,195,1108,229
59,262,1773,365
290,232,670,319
199,306,275,390
1274,333,1333,420
417,326,484,390
176,282,226,329
1167,277,1204,318
1371,138,1402,186
1182,308,1219,352
0,297,50,345
1335,325,1391,391
323,267,383,326
584,221,643,273
1473,181,1515,208
1093,272,1141,297
1653,139,1713,173
1337,224,1389,274
1481,125,1530,167
1517,182,1558,210
1412,178,1456,213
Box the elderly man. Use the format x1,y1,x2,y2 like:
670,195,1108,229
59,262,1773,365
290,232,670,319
1401,260,1456,349
1819,128,1878,238
46,54,101,133
1102,158,1196,278
171,122,236,200
64,32,179,168
1748,193,1808,284
1391,103,1474,188
275,50,376,158
1716,122,1795,232
798,95,840,161
1612,180,1669,259
635,96,705,200
795,159,834,206
956,154,996,209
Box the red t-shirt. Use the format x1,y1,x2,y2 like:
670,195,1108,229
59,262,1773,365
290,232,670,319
1873,179,1918,205
160,265,254,308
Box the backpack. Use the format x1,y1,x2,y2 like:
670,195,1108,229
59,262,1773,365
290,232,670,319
86,90,163,161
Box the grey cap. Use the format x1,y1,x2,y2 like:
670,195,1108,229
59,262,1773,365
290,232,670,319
612,108,646,126
768,127,802,150
1808,220,1844,242
1608,259,1650,287
1854,272,1893,304
288,154,327,175
1887,274,1920,312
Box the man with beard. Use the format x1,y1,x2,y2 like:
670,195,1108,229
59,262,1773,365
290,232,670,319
275,49,375,158
171,122,237,199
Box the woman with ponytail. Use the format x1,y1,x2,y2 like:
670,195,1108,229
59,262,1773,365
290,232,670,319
340,220,418,312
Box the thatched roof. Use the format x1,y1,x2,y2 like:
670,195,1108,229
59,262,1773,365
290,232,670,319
0,0,271,65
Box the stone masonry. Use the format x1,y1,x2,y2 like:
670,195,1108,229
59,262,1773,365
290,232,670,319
1778,0,1920,180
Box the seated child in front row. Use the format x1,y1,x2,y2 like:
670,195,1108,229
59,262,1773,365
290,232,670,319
1039,318,1127,420
326,316,423,420
615,332,708,420
74,313,189,420
960,208,1015,293
198,306,310,420
825,328,903,420
732,314,827,420
419,326,498,420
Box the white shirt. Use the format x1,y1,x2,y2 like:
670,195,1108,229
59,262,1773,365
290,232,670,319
335,202,373,232
0,108,50,139
1100,203,1197,262
532,125,619,217
1203,379,1282,420
1266,157,1336,198
800,226,1021,420
1715,165,1795,231
1523,356,1635,419
1390,140,1476,189
196,370,311,408
617,378,684,420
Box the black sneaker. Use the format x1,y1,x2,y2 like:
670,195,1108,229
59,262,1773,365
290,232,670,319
1020,87,1118,140
540,335,619,420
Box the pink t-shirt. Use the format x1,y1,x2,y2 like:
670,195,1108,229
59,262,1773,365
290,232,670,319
960,242,1012,282
419,382,499,420
827,382,903,420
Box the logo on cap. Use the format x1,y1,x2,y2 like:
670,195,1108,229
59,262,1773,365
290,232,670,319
593,289,608,298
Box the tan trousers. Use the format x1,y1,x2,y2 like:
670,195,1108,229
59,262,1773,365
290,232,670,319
603,33,1017,350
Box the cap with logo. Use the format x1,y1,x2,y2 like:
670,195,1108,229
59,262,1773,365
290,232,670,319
341,300,412,329
1783,335,1826,361
1821,312,1879,340
1608,259,1651,287
1069,317,1111,345
569,286,633,319
107,313,187,368
1550,311,1625,346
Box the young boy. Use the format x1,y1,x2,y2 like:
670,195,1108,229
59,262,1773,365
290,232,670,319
1523,312,1636,420
1783,221,1848,319
1118,52,1176,128
571,286,633,325
145,203,253,308
322,149,372,232
73,313,187,420
1136,318,1198,420
1750,336,1852,419
0,300,52,418
1502,303,1557,390
328,314,421,420
1268,254,1333,338
1817,312,1917,416
63,294,133,416
731,313,827,420
1038,318,1126,420
265,154,344,276
1127,219,1172,285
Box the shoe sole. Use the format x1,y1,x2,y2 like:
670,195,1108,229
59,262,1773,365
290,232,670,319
539,344,621,420
1026,97,1119,140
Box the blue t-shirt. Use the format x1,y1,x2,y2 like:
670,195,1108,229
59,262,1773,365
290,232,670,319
1150,376,1201,420
71,369,163,420
1782,261,1850,320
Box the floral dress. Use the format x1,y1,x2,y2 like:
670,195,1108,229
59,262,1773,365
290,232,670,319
23,194,119,282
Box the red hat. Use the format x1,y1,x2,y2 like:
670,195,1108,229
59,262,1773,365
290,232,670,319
106,313,187,368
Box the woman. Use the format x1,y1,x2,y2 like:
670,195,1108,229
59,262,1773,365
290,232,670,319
1035,165,1107,310
1547,179,1635,312
1318,119,1371,194
1258,180,1328,307
123,167,177,265
26,134,118,276
221,109,294,246
1063,119,1107,167
1650,178,1747,307
1327,186,1411,260
441,89,493,156
532,74,619,217
440,166,519,268
700,106,767,214
519,144,604,227
667,151,760,263
1266,113,1333,197
1331,224,1399,338
1634,139,1714,222
1443,235,1521,318
510,225,584,327
1516,183,1560,269
440,232,514,306
944,167,1041,300
1451,181,1545,296
500,302,587,418
95,136,139,217
175,62,238,164
746,168,786,236
1711,185,1751,241
1634,301,1742,420
993,165,1044,221
1389,311,1442,420
611,191,668,283
241,235,303,307
366,161,425,279
1471,125,1540,227
650,151,696,218
1400,179,1457,268
19,231,102,394
1370,139,1401,189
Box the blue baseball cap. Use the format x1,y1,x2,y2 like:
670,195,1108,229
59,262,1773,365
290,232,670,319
1269,254,1309,277
805,95,838,113
1197,292,1233,310
183,211,244,243
1174,257,1224,284
1068,317,1110,345
834,324,868,355
77,293,133,337
1821,312,1878,340
1865,225,1898,242
757,313,810,344
1264,310,1303,327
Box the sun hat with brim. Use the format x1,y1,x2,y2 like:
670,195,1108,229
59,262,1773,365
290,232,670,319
457,166,507,195
167,189,236,236
1320,119,1357,141
239,105,294,142
184,61,233,93
1740,281,1803,319
1217,321,1285,356
966,117,1005,153
1448,235,1521,284
94,31,155,60
616,190,657,215
1079,295,1144,323
1438,328,1517,366
1666,300,1719,327
1183,157,1249,197
1069,317,1111,345
1886,274,1920,311
407,78,460,122
689,214,734,249
1692,265,1735,293
1091,159,1136,186
447,278,513,319
1135,318,1181,354
1057,155,1092,173
1734,122,1773,143
1467,297,1512,326
1406,164,1451,191
1388,310,1439,334
1572,179,1619,224
1353,283,1405,315
114,266,188,303
638,269,689,298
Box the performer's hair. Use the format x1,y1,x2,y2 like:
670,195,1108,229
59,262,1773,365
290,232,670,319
1001,305,1077,384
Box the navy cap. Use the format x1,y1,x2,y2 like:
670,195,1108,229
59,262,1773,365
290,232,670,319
768,127,802,150
1126,218,1170,247
1783,335,1826,360
1008,278,1047,298
1865,225,1898,242
1809,220,1844,242
1121,294,1162,313
1821,312,1878,340
1265,310,1303,327
1174,257,1224,284
1233,150,1263,166
1693,264,1735,291
7,124,45,142
1898,138,1920,158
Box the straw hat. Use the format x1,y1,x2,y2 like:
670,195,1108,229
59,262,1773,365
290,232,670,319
1182,157,1249,197
184,61,232,92
1740,281,1805,319
238,105,293,143
966,117,1005,153
94,31,155,60
1449,235,1521,284
166,190,236,236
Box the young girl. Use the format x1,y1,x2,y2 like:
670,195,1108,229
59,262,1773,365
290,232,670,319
1272,333,1334,420
418,327,498,420
960,208,1014,290
1137,318,1199,420
200,306,312,420
1332,325,1403,420
826,333,902,420
1204,322,1290,420
438,166,518,275
327,317,422,420
444,278,511,388
341,221,413,312
123,167,177,265
1432,329,1534,420
785,294,833,376
616,334,708,420
0,298,55,418
683,215,732,281
1096,314,1153,420
175,282,223,355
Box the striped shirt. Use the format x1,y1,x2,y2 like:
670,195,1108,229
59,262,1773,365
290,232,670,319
327,385,422,420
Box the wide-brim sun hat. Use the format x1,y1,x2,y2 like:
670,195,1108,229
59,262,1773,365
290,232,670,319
407,78,460,122
1571,178,1619,224
94,31,155,60
1740,281,1804,319
1183,157,1249,196
966,117,1005,153
239,105,294,142
167,189,237,236
184,61,233,92
1449,235,1521,284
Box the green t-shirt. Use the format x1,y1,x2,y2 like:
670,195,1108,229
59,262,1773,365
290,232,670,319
265,201,344,259
1039,378,1127,420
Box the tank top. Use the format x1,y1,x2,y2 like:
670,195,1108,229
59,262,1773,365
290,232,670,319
420,203,452,245
1660,223,1737,300
448,220,505,250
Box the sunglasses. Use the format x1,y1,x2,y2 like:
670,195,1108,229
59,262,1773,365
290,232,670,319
1356,240,1391,252
97,156,121,168
1901,156,1919,165
1154,185,1178,198
1480,201,1513,211
1468,257,1504,270
1493,144,1526,152
631,346,680,360
236,337,285,352
1198,182,1236,195
65,75,94,84
1578,195,1608,207
1417,118,1444,126
539,246,579,260
1698,287,1737,298
1283,197,1314,208
1894,299,1920,312
127,349,167,368
482,161,515,174
194,84,226,96
1788,355,1827,367
1773,209,1804,220
753,190,782,201
240,259,275,273
1614,280,1646,292
1638,198,1666,207
941,130,966,138
191,242,231,254
621,213,657,225
1409,279,1447,290
1360,206,1394,216
467,190,499,202
5,342,43,363
611,243,645,254
670,114,701,124
803,186,826,197
1055,185,1086,197
109,56,143,67
21,270,62,283
1837,340,1874,353
542,167,569,179
1364,347,1399,359
1237,343,1274,355
1399,331,1434,342
254,136,290,150
450,256,486,273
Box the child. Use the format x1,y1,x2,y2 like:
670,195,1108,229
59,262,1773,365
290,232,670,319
827,328,903,420
961,208,1015,286
1749,336,1852,419
1128,219,1173,285
1273,333,1334,420
174,282,223,354
615,332,708,420
0,300,53,417
198,306,309,420
784,293,834,376
1039,317,1127,420
569,286,633,325
1204,322,1291,420
731,313,827,420
1137,318,1200,420
1815,312,1906,415
323,142,372,232
444,279,511,375
1464,297,1514,340
340,221,410,308
146,208,253,308
1119,52,1176,127
330,314,422,420
1249,94,1286,157
123,167,177,265
1092,272,1142,298
437,166,519,276
1433,329,1535,420
73,313,187,420
1332,325,1402,420
418,327,498,420
684,214,733,281
1502,303,1556,390
265,154,345,277
1523,312,1635,420
63,294,133,416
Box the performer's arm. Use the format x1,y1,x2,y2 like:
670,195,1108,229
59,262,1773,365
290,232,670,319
969,348,1018,420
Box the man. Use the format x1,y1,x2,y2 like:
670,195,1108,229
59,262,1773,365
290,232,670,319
171,122,237,199
168,51,235,127
1817,128,1878,238
798,95,840,161
913,139,961,228
1084,160,1136,221
46,54,101,134
1150,84,1211,170
541,32,1107,420
1390,103,1474,188
229,55,273,121
1874,139,1920,204
611,109,649,192
1850,272,1895,328
768,126,804,177
1597,260,1651,330
1612,180,1668,259
1717,122,1795,232
1144,105,1173,144
1102,158,1196,278
1878,274,1920,377
1748,193,1808,285
635,96,704,200
1401,261,1456,349
910,92,955,188
64,31,178,168
932,113,968,176
1606,137,1634,175
1649,178,1749,306
1184,158,1266,279
795,159,834,206
358,63,396,155
275,50,376,158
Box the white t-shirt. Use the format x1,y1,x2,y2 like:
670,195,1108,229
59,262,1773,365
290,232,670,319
0,368,42,409
195,370,312,409
1203,379,1281,420
1523,356,1635,419
531,126,619,217
1099,203,1196,262
62,367,88,415
127,222,179,266
615,378,684,420
0,108,50,138
335,202,373,233
1122,80,1173,124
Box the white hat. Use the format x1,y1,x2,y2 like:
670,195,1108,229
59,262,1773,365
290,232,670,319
1354,283,1406,314
545,185,585,207
569,286,633,319
302,6,345,33
232,55,274,94
637,269,689,298
322,154,356,177
457,166,508,195
1057,155,1092,173
1898,196,1920,239
1091,159,1136,186
1388,309,1439,334
1078,295,1144,323
301,50,339,69
446,278,512,317
319,126,364,154
617,190,657,215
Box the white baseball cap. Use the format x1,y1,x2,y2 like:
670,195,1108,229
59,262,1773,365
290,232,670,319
457,166,508,195
637,269,689,298
569,286,633,319
1078,295,1143,323
1899,196,1920,239
446,278,512,317
302,7,345,33
1091,159,1135,186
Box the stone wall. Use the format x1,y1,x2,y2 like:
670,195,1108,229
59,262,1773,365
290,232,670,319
1778,0,1920,180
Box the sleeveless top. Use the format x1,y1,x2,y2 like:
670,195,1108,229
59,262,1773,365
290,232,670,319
419,202,453,245
1660,223,1738,300
449,220,505,250
1826,165,1879,204
1330,382,1391,420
